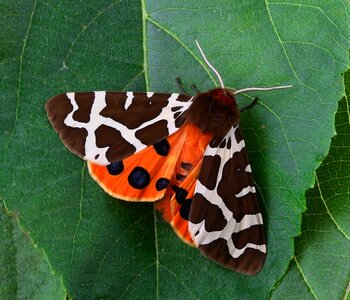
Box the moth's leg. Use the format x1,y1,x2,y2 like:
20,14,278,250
190,83,201,94
240,97,259,113
175,77,189,95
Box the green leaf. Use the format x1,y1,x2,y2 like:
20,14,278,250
0,0,349,299
272,65,350,299
0,202,66,299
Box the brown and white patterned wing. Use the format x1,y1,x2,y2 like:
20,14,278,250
46,91,191,165
188,126,266,275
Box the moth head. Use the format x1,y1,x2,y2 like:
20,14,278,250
211,88,237,110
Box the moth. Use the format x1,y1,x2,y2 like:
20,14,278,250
46,41,292,275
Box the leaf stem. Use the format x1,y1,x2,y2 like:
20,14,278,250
153,208,159,300
141,0,149,91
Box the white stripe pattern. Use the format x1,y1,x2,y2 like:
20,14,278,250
64,91,192,165
235,186,256,198
189,127,265,257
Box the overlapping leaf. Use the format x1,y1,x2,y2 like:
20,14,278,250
272,65,350,300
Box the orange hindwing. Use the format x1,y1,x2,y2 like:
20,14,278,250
88,124,211,205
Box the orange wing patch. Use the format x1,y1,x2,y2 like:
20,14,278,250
156,125,212,245
88,128,186,202
169,164,201,246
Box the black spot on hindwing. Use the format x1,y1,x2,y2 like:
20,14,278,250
153,139,170,156
107,161,124,175
128,167,150,189
179,199,192,220
175,188,188,205
155,178,170,191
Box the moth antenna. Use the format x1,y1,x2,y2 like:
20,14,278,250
234,85,293,95
195,40,225,89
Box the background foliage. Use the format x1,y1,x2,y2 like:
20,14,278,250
0,0,349,299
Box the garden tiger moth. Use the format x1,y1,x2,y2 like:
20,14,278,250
45,40,292,275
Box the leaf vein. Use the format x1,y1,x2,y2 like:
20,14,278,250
153,207,159,300
265,0,316,91
259,101,300,173
144,16,217,86
161,265,199,300
91,212,153,298
70,162,86,291
122,70,145,91
294,256,318,299
316,175,350,240
63,1,117,64
141,0,149,91
5,0,38,159
344,280,350,300
120,263,156,299
269,2,349,42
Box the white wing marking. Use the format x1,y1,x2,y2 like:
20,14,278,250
64,92,192,165
188,127,266,258
124,92,134,110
